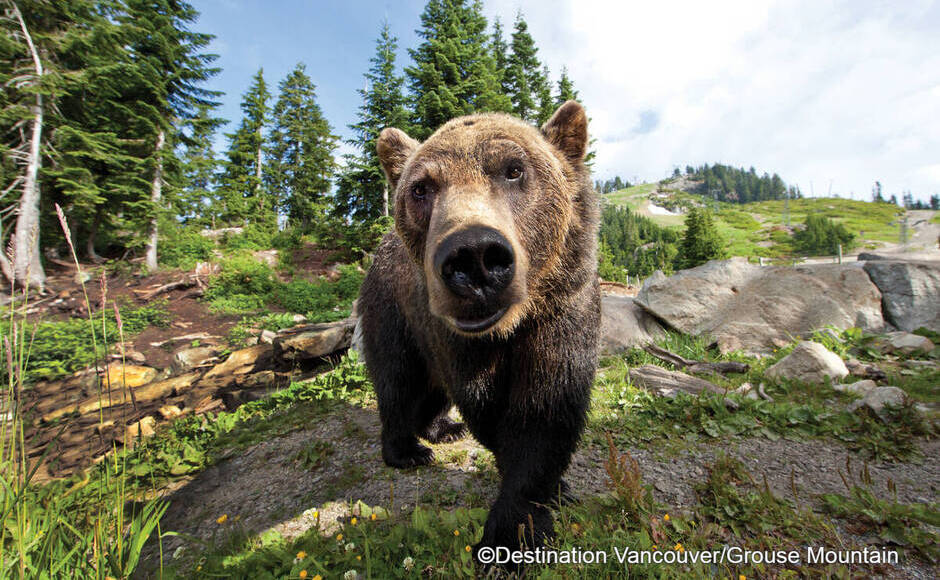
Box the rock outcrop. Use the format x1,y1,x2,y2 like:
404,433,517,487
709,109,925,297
636,258,884,354
599,295,665,354
861,258,940,333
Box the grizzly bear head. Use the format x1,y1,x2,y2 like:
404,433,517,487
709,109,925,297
376,101,594,337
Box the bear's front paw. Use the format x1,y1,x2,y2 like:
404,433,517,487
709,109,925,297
382,437,434,468
423,416,467,443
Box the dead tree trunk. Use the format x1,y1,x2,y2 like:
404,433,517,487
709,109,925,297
144,129,165,271
382,184,389,217
9,1,45,289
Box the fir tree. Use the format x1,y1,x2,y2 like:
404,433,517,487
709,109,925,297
406,0,510,138
335,21,409,223
265,63,338,231
176,102,224,225
218,68,270,225
555,66,579,104
490,16,511,96
120,0,221,269
504,11,547,123
674,207,726,270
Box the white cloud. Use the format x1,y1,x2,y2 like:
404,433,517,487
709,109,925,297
485,0,940,200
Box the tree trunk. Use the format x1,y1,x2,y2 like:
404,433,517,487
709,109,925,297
145,129,165,271
382,184,389,217
86,211,103,263
255,128,263,215
10,1,45,290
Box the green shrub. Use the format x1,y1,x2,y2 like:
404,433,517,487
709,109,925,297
219,222,276,251
275,264,364,322
158,227,215,269
793,214,856,256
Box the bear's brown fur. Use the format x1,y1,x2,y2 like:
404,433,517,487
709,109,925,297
358,101,599,566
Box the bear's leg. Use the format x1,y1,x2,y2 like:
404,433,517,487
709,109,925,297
418,389,467,443
361,294,436,468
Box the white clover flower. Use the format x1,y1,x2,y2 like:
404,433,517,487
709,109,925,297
344,570,358,580
345,542,356,552
403,556,415,571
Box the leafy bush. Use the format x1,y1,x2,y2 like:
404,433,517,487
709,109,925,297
275,264,364,322
219,222,276,251
158,227,215,269
204,254,280,314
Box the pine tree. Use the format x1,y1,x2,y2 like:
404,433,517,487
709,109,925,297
120,0,221,270
176,102,224,225
266,63,338,231
218,68,270,225
674,207,726,270
504,11,547,123
490,16,511,96
407,0,510,138
335,21,409,223
555,66,579,104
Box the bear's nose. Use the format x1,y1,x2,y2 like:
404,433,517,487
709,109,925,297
434,226,515,300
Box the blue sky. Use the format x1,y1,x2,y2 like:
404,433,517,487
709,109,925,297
195,0,940,201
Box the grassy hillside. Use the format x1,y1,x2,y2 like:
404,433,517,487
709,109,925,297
602,179,910,259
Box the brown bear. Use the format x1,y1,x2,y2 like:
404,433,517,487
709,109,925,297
358,101,600,565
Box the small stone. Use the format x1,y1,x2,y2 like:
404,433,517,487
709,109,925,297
766,341,849,384
159,405,183,420
833,379,877,396
847,386,909,417
260,329,277,344
123,416,156,443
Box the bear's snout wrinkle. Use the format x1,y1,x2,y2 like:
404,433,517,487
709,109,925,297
434,225,515,301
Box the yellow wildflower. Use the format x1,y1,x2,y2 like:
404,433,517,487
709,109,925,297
356,555,362,561
299,571,308,579
351,517,358,526
336,533,343,541
216,514,228,525
663,514,670,521
465,545,472,552
739,575,746,580
371,513,377,521
296,551,307,560
453,529,460,536
313,576,322,580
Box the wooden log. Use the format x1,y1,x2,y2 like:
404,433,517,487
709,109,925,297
643,344,749,375
628,364,726,398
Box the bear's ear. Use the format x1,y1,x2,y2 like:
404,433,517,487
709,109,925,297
541,100,588,163
377,127,420,188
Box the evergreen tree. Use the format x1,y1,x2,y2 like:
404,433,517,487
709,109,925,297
406,0,510,138
119,0,221,269
176,102,224,225
335,21,409,223
504,11,547,123
266,63,338,231
931,194,939,211
555,66,578,105
793,214,855,255
218,68,270,225
871,181,885,203
490,16,511,96
674,207,726,270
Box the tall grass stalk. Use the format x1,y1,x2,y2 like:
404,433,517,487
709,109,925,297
0,205,167,578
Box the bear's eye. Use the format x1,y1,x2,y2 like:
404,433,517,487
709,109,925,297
505,163,523,181
411,181,428,200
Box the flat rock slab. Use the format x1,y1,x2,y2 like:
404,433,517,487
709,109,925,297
628,364,725,397
637,258,884,354
273,318,356,363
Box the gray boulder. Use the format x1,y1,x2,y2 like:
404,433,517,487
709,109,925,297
637,258,884,354
273,318,356,363
171,345,220,373
599,295,665,355
862,259,940,332
765,341,849,384
847,386,908,417
833,379,878,396
876,331,935,355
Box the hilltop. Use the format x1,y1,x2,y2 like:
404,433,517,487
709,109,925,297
602,176,938,262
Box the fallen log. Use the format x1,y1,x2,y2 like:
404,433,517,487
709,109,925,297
643,344,749,375
133,277,197,300
628,364,726,398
